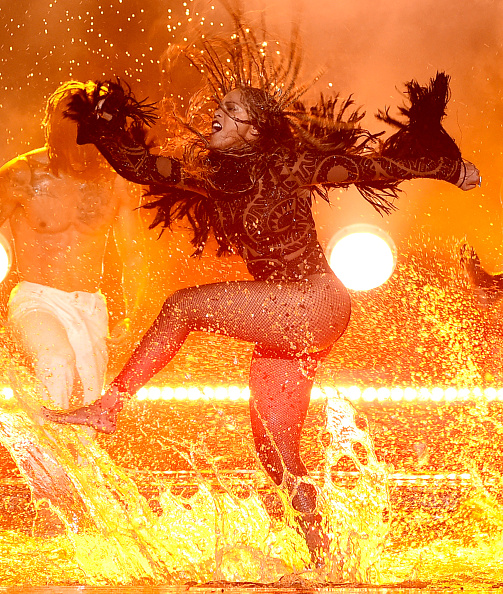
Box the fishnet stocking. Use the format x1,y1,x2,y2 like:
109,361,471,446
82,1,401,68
249,347,328,513
112,273,350,511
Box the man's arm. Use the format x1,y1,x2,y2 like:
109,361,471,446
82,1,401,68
109,176,149,348
460,243,503,307
0,155,30,225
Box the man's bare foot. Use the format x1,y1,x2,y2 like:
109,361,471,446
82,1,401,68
42,400,118,434
32,505,66,538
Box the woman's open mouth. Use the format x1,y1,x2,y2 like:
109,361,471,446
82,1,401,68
211,120,222,133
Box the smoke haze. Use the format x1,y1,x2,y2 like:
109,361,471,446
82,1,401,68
0,0,501,264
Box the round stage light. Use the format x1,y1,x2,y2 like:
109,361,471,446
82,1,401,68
327,224,396,291
0,233,12,283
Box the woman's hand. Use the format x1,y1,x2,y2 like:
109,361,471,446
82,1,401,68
456,159,481,191
96,98,115,122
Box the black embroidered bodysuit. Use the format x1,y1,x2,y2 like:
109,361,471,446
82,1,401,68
81,113,460,283
206,161,329,281
66,82,463,556
205,149,459,281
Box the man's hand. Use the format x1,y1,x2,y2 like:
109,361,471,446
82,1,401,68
456,159,481,191
460,243,502,307
107,317,136,370
460,243,483,283
108,317,132,346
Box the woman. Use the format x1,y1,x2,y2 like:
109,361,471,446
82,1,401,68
43,23,479,565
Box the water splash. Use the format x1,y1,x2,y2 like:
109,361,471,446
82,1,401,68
0,342,390,585
319,396,390,583
3,242,503,586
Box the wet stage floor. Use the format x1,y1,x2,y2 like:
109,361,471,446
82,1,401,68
0,587,494,594
0,585,499,594
2,392,503,589
2,328,503,590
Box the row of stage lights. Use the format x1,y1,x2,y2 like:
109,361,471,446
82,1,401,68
2,384,502,403
142,467,474,485
131,384,503,403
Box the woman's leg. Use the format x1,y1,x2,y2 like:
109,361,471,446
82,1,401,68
112,273,349,394
44,274,350,434
43,273,350,563
249,346,329,565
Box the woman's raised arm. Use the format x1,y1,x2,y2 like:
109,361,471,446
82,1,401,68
65,80,182,187
292,150,475,190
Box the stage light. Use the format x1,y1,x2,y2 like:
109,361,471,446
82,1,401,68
0,233,12,283
327,224,396,291
1,387,13,400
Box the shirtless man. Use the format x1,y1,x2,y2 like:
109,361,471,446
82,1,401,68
461,244,503,307
461,244,503,380
0,80,148,413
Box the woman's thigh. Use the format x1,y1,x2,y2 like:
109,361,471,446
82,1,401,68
172,273,350,354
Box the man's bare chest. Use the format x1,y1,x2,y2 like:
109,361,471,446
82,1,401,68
20,169,117,233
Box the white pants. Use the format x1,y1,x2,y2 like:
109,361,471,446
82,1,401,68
7,281,109,408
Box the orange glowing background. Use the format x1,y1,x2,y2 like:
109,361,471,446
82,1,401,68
0,0,501,385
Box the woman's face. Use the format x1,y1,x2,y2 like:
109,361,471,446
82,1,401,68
209,89,258,150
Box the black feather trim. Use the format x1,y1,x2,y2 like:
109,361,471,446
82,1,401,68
143,186,217,257
63,78,157,147
294,95,401,215
377,71,461,161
